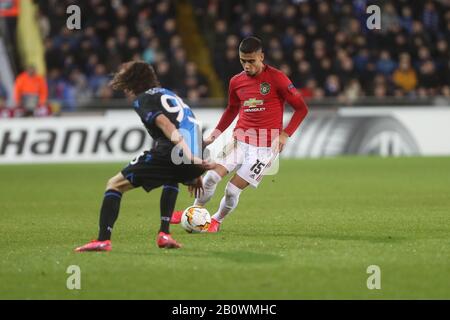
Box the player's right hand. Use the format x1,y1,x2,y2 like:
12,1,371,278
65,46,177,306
188,177,204,198
202,136,215,148
191,157,216,171
200,160,217,171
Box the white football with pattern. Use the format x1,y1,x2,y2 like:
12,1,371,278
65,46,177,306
180,206,211,233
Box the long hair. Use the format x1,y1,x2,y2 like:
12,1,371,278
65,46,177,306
110,61,160,95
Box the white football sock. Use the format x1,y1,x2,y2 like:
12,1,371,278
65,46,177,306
194,170,222,206
212,182,242,223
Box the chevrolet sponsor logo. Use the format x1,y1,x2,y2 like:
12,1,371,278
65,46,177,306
243,98,264,107
244,107,266,112
243,98,265,112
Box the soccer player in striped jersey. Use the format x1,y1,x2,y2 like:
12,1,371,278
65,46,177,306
75,61,214,251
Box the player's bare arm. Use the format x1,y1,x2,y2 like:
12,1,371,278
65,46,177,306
155,113,216,171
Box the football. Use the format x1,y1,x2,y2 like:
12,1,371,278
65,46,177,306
180,206,211,233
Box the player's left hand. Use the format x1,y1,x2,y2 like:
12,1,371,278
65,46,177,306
188,177,204,198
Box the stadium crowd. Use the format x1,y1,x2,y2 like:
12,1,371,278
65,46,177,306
194,0,450,102
37,0,209,111
2,0,450,116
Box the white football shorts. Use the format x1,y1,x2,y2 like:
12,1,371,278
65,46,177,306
215,140,278,188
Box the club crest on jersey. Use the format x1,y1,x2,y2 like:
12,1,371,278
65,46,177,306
260,82,271,95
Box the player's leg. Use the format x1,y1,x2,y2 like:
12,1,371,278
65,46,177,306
209,174,248,232
195,139,242,206
160,184,179,233
170,165,228,224
98,173,134,240
208,143,274,232
157,183,183,248
171,140,242,224
75,172,134,252
194,165,228,206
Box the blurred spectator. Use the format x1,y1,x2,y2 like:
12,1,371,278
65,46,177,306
422,1,440,32
336,56,357,88
435,85,450,105
0,80,7,102
299,79,317,100
393,54,418,93
14,65,48,113
170,48,188,95
142,39,159,65
374,84,388,99
324,75,341,97
89,64,109,96
400,6,414,34
0,81,8,117
415,46,432,70
418,60,440,91
295,60,314,87
156,60,173,88
344,79,363,104
185,62,209,98
376,51,397,76
381,3,400,33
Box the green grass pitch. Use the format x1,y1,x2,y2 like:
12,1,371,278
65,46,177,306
0,157,449,299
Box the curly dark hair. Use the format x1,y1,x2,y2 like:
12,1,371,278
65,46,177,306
110,61,160,95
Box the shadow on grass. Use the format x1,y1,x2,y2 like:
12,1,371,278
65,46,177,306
242,231,407,243
300,233,406,243
111,249,282,264
210,250,282,264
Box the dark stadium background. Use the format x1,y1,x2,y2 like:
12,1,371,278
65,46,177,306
1,0,449,113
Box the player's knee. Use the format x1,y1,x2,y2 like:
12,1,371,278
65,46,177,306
224,182,242,208
106,176,124,192
106,177,116,190
162,183,179,194
204,170,222,188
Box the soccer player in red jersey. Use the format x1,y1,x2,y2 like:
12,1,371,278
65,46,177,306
171,36,309,232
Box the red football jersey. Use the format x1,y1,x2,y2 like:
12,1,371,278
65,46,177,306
215,64,308,147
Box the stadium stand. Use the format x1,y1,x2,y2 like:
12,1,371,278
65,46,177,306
37,0,210,111
193,0,450,103
1,0,449,114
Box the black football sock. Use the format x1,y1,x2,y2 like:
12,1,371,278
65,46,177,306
159,184,179,234
98,189,122,241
